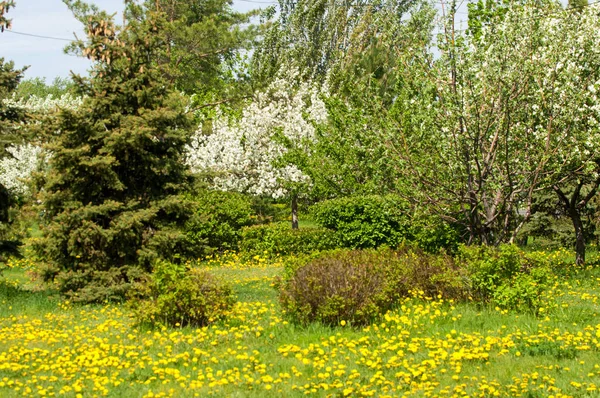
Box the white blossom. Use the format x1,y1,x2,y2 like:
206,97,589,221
2,93,83,113
0,144,44,196
186,69,327,199
1,94,81,197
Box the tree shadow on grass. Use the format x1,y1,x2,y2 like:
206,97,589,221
0,279,59,317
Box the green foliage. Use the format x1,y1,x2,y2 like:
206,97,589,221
248,197,288,224
410,213,463,254
303,98,401,199
252,0,427,86
239,222,337,257
15,77,76,99
129,260,235,328
568,0,588,10
311,195,411,249
514,340,577,360
140,0,257,102
0,57,27,165
520,185,598,250
311,195,462,252
278,247,467,326
492,267,553,314
458,244,554,313
184,190,255,255
467,0,513,40
35,5,195,302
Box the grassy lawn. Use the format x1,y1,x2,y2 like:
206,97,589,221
1,252,600,398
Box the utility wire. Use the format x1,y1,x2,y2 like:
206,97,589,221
3,29,74,42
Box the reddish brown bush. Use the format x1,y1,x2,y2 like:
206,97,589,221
279,246,467,327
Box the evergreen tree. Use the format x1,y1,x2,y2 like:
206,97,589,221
0,1,27,260
0,0,14,32
36,2,196,302
65,0,257,107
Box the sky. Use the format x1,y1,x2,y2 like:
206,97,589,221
0,0,469,83
0,0,264,82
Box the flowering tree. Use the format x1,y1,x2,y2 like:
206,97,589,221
0,94,83,197
523,3,600,265
3,93,82,114
186,70,327,228
390,0,600,263
0,143,43,196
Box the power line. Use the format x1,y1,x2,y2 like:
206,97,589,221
3,29,74,42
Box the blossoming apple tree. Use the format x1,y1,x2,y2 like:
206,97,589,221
186,70,327,228
0,94,82,197
392,0,600,263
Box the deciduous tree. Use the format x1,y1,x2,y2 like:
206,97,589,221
186,70,326,229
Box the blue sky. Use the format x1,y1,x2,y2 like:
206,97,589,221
0,0,263,81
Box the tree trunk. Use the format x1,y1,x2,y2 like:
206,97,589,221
291,195,299,230
554,183,591,267
570,209,586,266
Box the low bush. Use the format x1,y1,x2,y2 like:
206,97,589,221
129,260,235,328
492,267,553,314
184,190,255,255
239,222,337,257
278,246,467,327
458,244,554,313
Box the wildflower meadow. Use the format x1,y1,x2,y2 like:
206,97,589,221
2,248,600,398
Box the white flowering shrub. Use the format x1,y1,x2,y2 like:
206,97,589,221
0,94,82,198
0,143,43,196
2,93,83,113
186,70,328,199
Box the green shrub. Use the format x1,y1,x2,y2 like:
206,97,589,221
184,190,255,255
129,260,235,328
311,195,411,249
311,195,461,253
239,222,337,257
51,265,148,303
410,214,462,254
278,247,467,327
492,267,553,314
458,244,554,313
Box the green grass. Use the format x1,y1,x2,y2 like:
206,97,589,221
1,253,600,397
298,219,320,229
